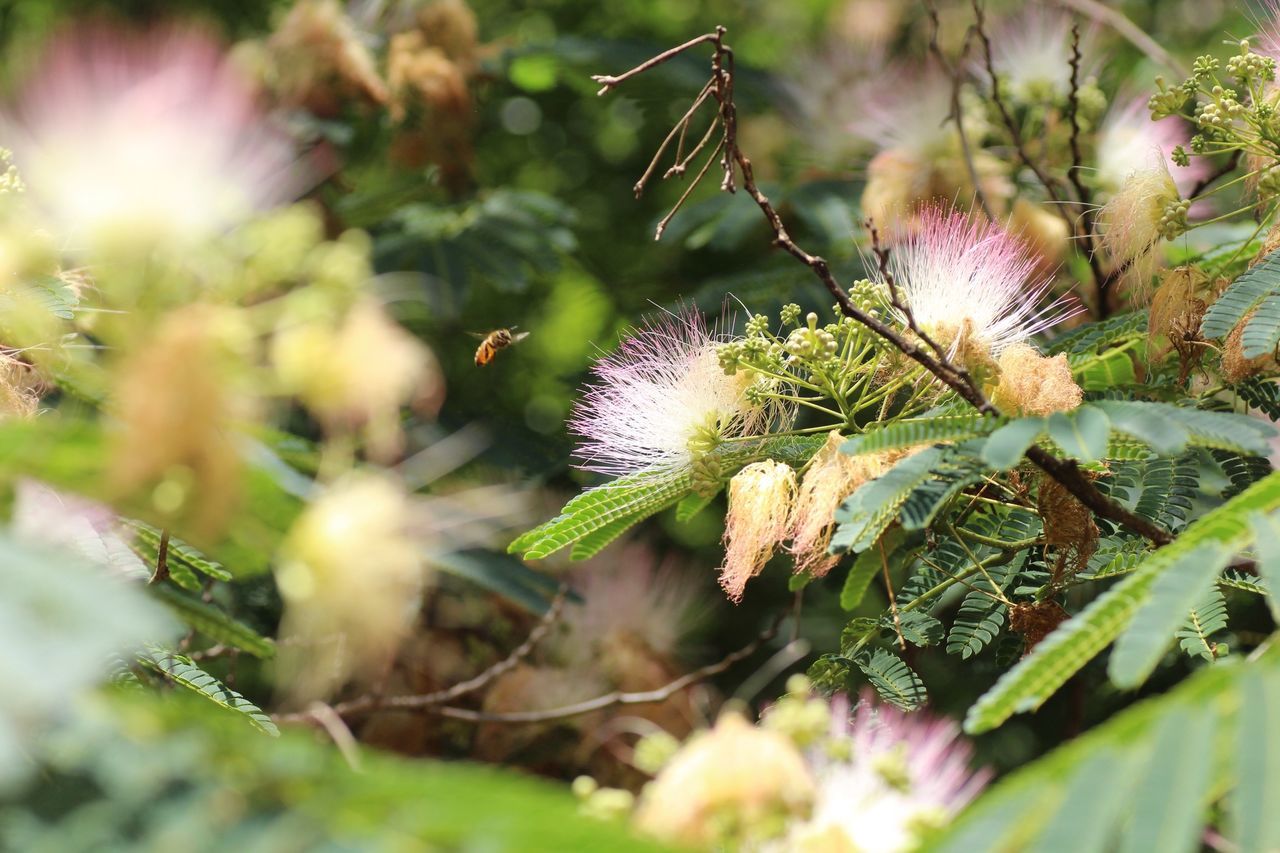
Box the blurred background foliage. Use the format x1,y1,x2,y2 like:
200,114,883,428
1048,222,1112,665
0,0,1274,849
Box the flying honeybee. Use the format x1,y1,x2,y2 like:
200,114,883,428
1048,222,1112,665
472,327,530,366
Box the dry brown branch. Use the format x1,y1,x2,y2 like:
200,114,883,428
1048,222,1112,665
923,0,994,221
1052,0,1188,77
276,584,571,723
418,610,786,724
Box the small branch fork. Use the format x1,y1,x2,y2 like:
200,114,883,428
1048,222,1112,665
592,27,1173,548
276,584,572,724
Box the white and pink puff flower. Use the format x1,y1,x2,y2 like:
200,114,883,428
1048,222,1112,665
884,207,1082,356
787,692,992,853
1095,95,1208,198
569,311,773,480
2,23,306,250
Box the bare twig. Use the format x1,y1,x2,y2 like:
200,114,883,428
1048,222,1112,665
924,1,994,221
149,529,171,585
419,610,786,724
655,138,724,240
590,31,722,95
1051,0,1188,77
276,584,571,723
1064,22,1109,317
634,79,715,197
306,702,363,771
973,0,1066,205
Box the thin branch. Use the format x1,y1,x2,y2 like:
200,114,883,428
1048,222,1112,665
276,584,571,723
149,529,171,585
1064,22,1109,317
634,78,715,197
973,0,1066,205
1051,0,1188,77
419,610,786,724
655,138,724,240
306,702,363,771
880,539,906,650
924,0,994,221
590,31,722,95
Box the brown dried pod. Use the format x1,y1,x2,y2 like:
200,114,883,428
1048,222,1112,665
1037,476,1099,586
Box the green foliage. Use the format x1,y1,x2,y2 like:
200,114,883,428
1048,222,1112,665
840,414,996,457
140,648,278,736
933,650,1280,853
1046,310,1148,357
946,559,1017,660
509,435,824,560
0,533,173,789
1176,586,1228,661
840,544,884,611
147,584,275,659
831,446,952,553
429,549,568,614
854,648,927,711
965,471,1280,734
1108,541,1233,686
3,692,665,852
1201,249,1280,340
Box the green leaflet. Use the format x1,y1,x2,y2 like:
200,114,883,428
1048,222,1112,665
1048,407,1111,462
429,549,567,614
1108,540,1234,687
141,649,278,736
946,559,1017,660
1233,669,1280,853
840,414,996,456
933,649,1280,853
1072,345,1139,391
128,521,234,583
1046,310,1147,356
981,417,1048,469
509,470,692,560
1242,292,1280,359
1091,400,1192,455
1251,511,1280,623
147,584,275,659
509,435,825,561
840,546,883,611
854,648,926,711
1235,376,1280,421
675,490,716,522
1118,706,1216,853
1176,586,1228,662
830,446,950,554
964,471,1280,734
1201,249,1280,339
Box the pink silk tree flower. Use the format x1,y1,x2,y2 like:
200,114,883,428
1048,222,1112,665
786,692,991,853
569,311,775,480
2,24,306,251
883,207,1082,358
1095,96,1208,198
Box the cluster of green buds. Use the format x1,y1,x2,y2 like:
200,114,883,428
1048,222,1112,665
1151,40,1280,163
1159,197,1192,239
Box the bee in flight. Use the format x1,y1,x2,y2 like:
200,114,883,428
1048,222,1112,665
472,327,530,366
